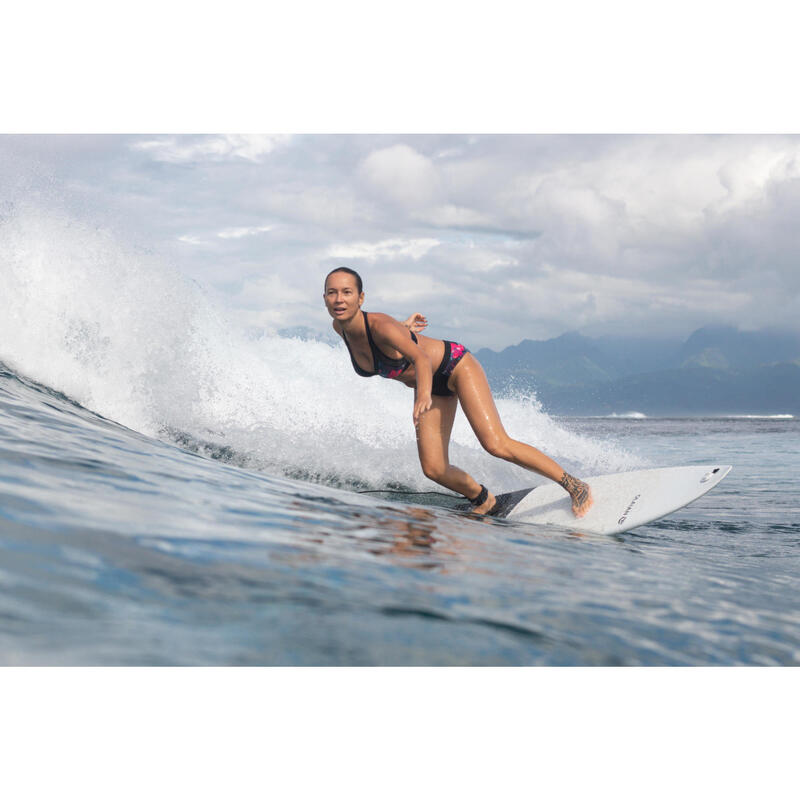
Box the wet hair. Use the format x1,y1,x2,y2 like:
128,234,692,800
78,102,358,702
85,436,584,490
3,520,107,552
325,267,363,294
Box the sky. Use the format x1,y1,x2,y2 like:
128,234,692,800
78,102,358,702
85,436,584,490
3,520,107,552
3,133,800,350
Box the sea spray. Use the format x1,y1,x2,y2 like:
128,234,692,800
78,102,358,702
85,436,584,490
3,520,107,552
0,205,643,492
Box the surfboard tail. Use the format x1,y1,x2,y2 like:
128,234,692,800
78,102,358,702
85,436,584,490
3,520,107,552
454,487,535,518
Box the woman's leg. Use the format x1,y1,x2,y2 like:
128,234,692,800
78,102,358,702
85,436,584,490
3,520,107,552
450,354,593,517
415,393,487,505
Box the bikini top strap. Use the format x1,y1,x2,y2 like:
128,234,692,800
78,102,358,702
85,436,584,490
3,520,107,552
362,311,380,372
341,314,374,376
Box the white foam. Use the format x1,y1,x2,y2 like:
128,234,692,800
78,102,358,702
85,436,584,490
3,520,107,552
606,412,648,419
0,206,643,492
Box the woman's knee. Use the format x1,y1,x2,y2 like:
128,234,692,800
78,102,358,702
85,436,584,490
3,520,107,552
481,436,514,461
420,459,448,482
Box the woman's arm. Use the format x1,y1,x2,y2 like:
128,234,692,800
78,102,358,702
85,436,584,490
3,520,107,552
371,314,433,425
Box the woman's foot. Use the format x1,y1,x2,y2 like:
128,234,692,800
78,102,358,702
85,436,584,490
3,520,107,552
473,490,497,515
468,484,498,515
558,472,594,518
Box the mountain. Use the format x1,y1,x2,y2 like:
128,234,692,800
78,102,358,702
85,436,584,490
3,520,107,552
592,335,683,374
475,332,622,387
677,326,800,369
476,326,800,415
536,364,800,415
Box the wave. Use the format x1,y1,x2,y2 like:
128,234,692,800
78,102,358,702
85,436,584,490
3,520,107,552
0,206,643,492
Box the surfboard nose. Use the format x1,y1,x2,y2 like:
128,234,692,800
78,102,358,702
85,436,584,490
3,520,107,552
700,465,732,483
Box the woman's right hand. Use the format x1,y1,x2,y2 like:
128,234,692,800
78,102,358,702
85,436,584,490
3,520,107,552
413,393,432,427
402,313,428,334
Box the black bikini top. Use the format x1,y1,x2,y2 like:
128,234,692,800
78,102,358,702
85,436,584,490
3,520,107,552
342,311,417,379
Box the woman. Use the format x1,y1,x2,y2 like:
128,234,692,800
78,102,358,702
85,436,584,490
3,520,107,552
324,267,593,517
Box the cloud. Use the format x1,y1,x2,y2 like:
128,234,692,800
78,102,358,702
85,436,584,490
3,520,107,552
217,225,273,239
131,135,291,163
177,226,273,245
424,203,492,228
258,185,361,228
505,266,753,333
326,237,440,261
497,137,800,269
357,144,442,208
369,272,448,304
6,134,800,349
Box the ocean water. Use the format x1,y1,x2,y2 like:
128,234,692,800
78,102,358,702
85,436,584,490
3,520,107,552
1,208,799,665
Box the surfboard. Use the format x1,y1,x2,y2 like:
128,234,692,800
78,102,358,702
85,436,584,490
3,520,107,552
459,465,732,535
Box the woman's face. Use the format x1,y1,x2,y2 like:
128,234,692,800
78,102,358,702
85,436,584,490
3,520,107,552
324,271,363,322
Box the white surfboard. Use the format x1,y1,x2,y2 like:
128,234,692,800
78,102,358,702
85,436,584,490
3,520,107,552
498,465,732,535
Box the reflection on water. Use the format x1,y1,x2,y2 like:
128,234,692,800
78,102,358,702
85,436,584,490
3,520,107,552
1,365,799,665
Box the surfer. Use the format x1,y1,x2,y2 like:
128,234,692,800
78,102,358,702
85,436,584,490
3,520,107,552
324,267,593,518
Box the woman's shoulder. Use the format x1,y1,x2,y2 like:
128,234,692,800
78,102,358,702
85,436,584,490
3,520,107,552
365,312,406,342
364,311,397,330
367,312,433,347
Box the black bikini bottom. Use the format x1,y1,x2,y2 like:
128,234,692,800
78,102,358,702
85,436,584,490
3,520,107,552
431,341,469,397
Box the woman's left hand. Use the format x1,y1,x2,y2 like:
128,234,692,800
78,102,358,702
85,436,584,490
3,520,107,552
413,393,432,426
403,313,428,334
